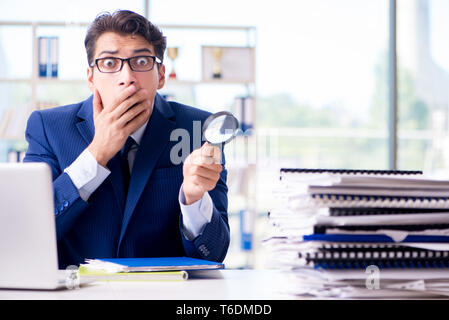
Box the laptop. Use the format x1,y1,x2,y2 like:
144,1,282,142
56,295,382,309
0,162,86,290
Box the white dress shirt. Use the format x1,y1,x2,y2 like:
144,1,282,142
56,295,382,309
64,121,213,240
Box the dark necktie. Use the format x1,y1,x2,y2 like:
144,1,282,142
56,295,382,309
120,136,137,195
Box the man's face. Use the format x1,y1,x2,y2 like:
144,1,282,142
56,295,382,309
87,32,165,111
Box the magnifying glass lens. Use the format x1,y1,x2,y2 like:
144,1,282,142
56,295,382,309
203,112,239,145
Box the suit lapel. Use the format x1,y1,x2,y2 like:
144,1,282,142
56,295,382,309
75,95,126,213
75,96,95,145
118,95,176,249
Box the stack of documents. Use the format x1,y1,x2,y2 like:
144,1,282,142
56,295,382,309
79,257,224,282
264,168,449,298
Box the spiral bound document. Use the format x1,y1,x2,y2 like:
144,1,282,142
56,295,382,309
298,242,449,269
284,168,449,196
327,207,449,217
280,168,423,175
296,194,449,209
314,223,449,234
308,185,449,198
315,212,449,227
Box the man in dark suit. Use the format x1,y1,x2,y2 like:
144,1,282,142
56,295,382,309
23,10,230,268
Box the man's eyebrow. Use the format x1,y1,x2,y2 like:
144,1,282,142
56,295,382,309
97,48,153,57
133,48,153,54
98,50,119,56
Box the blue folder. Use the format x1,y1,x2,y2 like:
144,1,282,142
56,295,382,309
90,256,225,272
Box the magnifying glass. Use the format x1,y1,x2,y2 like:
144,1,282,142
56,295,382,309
202,111,240,146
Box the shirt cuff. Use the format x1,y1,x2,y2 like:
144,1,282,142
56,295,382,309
179,185,213,240
64,148,111,201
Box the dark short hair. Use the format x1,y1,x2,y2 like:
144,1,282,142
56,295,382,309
84,10,167,66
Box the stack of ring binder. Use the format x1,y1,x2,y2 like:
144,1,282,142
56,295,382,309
264,168,449,298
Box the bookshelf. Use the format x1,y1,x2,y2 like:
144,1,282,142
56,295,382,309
0,20,258,268
0,21,90,118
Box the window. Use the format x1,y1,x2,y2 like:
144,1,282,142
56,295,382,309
397,0,449,175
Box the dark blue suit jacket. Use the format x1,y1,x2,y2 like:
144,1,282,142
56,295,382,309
23,93,230,269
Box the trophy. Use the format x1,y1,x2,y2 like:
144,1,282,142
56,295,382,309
212,47,223,79
167,47,179,80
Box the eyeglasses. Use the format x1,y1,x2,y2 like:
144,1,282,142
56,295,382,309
91,55,162,73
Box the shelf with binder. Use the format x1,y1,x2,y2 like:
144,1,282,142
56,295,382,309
37,35,59,78
1,19,259,268
0,21,89,113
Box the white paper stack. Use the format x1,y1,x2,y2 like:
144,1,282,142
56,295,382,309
264,168,449,298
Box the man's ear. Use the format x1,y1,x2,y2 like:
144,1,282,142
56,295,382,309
87,67,94,92
157,64,166,90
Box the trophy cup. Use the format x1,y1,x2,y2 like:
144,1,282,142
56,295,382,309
212,47,223,79
167,47,179,80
